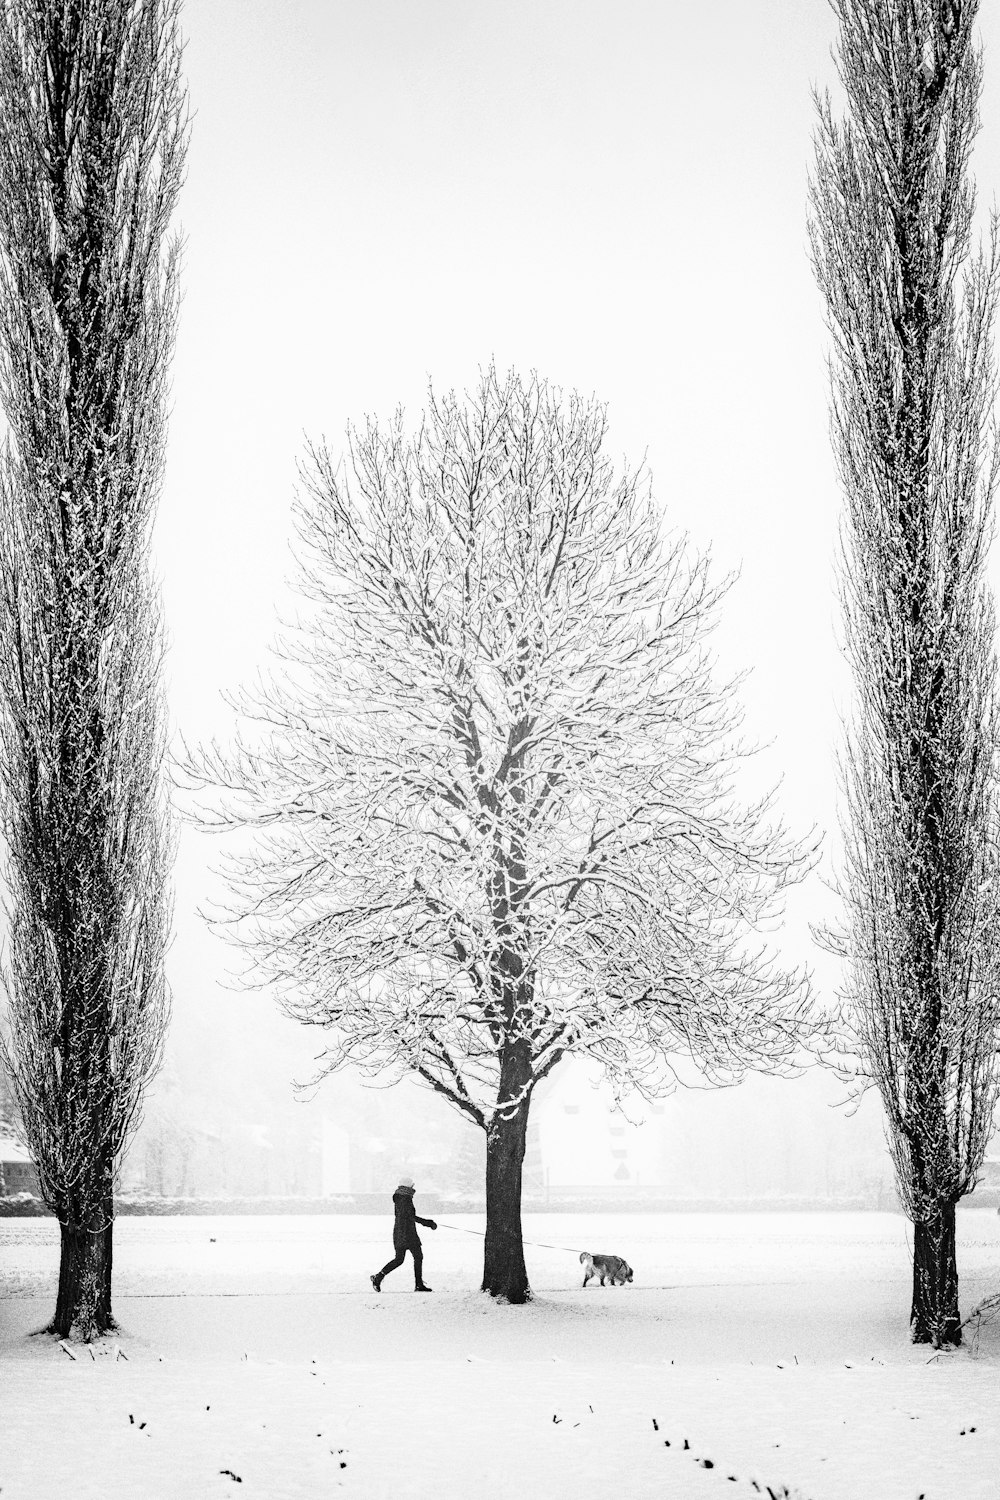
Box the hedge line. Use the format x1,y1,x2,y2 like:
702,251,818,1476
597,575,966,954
2,1190,962,1218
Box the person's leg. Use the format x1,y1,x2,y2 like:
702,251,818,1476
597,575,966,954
372,1248,405,1289
412,1245,431,1290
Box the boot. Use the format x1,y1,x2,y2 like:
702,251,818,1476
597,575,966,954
414,1283,433,1292
371,1274,382,1292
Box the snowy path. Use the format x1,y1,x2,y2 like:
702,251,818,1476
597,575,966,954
2,1211,998,1498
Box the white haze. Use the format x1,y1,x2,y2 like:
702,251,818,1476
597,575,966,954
88,0,1000,1200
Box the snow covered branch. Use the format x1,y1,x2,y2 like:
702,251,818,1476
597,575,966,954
180,366,816,1132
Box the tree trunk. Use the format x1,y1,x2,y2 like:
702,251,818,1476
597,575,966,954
911,1199,960,1347
482,1043,532,1303
49,1206,116,1341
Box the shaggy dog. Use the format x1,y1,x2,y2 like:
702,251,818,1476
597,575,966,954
579,1251,633,1287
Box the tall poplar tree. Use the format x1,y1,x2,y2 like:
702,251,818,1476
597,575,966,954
0,0,186,1340
811,0,1000,1346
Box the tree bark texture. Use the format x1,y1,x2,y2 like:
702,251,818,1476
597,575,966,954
482,1041,532,1303
50,1204,115,1341
911,1199,960,1347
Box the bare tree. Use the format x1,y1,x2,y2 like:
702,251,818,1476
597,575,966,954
182,367,815,1303
811,0,1000,1346
0,0,186,1340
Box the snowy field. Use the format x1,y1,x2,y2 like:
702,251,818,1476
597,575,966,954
2,1210,999,1499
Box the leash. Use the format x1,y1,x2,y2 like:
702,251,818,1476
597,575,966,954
435,1220,583,1255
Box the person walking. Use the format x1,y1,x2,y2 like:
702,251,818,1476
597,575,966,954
371,1175,437,1292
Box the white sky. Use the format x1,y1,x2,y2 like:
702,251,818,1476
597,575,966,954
135,1,1000,1143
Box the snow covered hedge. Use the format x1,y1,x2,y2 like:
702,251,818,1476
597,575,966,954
0,1192,45,1216
0,1193,359,1217
115,1195,362,1216
2,1188,949,1216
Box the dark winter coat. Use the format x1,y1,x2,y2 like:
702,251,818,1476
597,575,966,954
392,1187,435,1251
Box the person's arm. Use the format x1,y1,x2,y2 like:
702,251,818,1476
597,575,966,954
415,1213,437,1229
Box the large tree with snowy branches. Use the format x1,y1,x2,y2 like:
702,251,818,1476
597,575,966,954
183,368,815,1303
0,0,185,1339
811,0,1000,1346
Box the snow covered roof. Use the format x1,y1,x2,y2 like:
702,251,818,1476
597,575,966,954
0,1135,33,1164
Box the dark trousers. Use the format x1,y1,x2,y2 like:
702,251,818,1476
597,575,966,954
377,1243,424,1286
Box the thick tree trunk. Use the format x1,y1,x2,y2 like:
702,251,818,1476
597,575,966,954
910,1199,960,1347
49,1206,116,1341
482,1043,532,1303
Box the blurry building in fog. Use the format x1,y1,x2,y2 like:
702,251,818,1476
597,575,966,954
528,1059,900,1208
121,1059,323,1200
320,1074,463,1196
534,1068,665,1194
0,1061,40,1197
0,1132,40,1196
0,1061,15,1124
111,1010,931,1209
303,1061,905,1209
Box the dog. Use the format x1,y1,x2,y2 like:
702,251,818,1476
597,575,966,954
579,1250,633,1287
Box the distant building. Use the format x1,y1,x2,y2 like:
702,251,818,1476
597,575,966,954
976,1156,1000,1194
533,1066,665,1197
0,1133,41,1197
0,1061,15,1123
530,1059,899,1208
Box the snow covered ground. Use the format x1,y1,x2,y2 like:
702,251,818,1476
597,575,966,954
2,1209,998,1499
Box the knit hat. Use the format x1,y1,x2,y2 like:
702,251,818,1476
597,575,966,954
397,1175,415,1190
